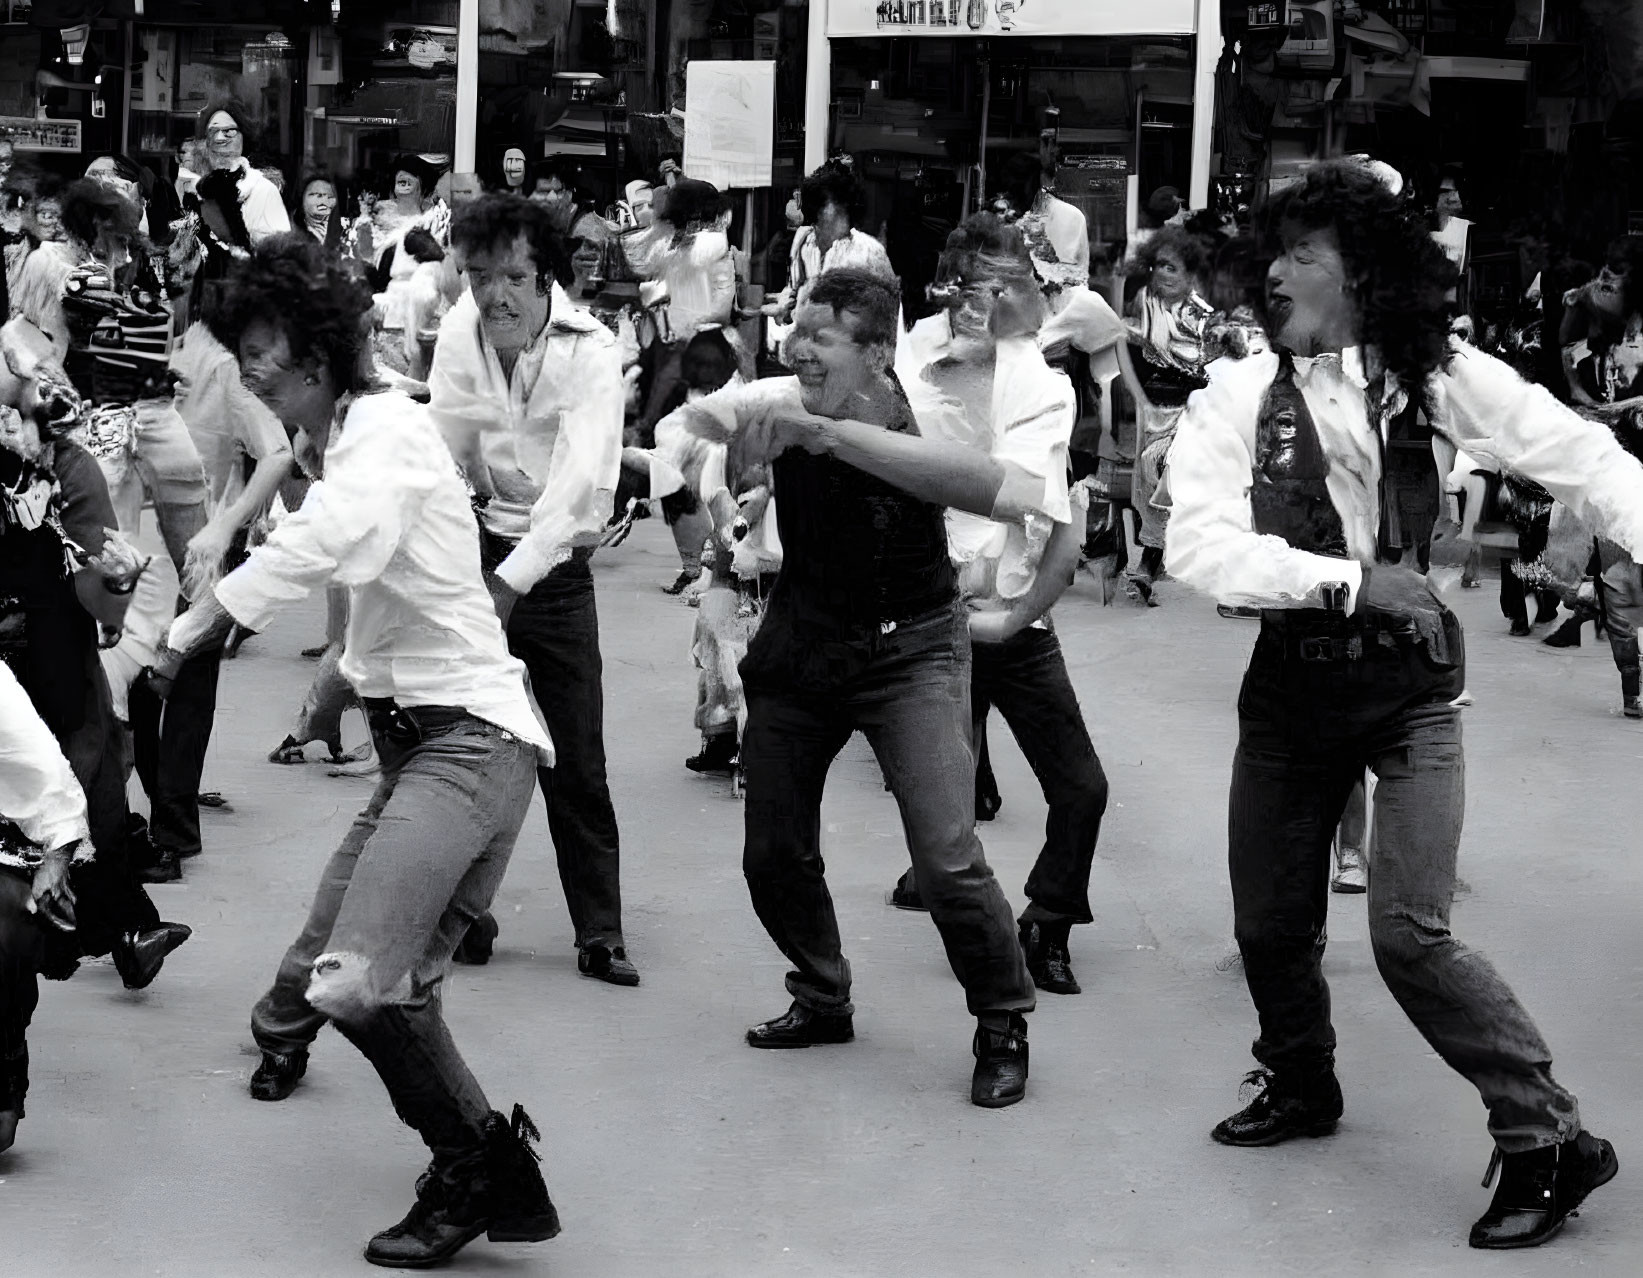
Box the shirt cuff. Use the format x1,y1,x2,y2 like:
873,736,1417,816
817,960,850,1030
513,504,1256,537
210,562,284,634
495,541,570,596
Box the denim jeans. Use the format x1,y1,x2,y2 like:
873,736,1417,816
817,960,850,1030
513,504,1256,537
250,709,537,1158
740,603,1035,1017
1230,616,1581,1152
502,557,625,950
971,627,1109,925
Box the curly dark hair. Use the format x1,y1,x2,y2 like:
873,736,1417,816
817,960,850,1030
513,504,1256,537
933,212,1033,289
659,177,725,229
449,193,575,291
1127,224,1213,285
799,162,867,228
806,267,901,348
58,177,141,250
205,233,376,394
1254,158,1459,388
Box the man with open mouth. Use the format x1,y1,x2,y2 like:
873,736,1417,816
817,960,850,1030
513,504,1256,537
1165,157,1643,1249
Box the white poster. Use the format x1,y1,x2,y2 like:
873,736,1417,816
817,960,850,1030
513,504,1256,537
829,0,1197,37
683,60,776,191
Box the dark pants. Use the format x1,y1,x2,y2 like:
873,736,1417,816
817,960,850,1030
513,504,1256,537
127,645,223,858
501,557,624,950
0,873,45,1117
972,627,1109,925
251,708,537,1158
1229,615,1580,1152
740,604,1035,1017
1498,559,1559,630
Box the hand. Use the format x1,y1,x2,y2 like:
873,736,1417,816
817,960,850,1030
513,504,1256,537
967,602,1021,647
87,528,149,593
145,642,185,700
182,519,233,599
1358,565,1445,650
487,576,520,630
28,848,77,933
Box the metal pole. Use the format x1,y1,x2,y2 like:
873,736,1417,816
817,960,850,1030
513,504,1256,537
455,0,479,171
120,19,133,157
803,0,830,173
976,46,991,214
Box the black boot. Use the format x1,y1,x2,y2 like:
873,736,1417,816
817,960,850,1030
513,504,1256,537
577,943,640,987
887,867,927,912
685,732,738,775
1470,1131,1618,1249
363,1106,560,1268
111,923,192,990
971,1012,1029,1108
1211,1067,1343,1147
249,1049,308,1102
1019,919,1081,995
746,1000,854,1048
452,913,499,966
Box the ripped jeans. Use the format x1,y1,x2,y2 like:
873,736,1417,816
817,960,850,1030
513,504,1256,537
250,706,537,1158
1228,616,1581,1153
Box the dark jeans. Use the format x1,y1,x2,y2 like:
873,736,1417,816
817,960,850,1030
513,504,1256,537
740,604,1034,1017
1229,615,1580,1152
251,709,537,1158
501,556,625,950
972,627,1109,925
128,645,223,858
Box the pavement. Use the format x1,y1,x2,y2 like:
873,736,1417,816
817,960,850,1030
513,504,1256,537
5,520,1642,1278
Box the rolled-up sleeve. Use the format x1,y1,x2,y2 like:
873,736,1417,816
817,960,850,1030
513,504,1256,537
1435,342,1643,561
1165,353,1365,610
0,664,89,853
494,333,625,594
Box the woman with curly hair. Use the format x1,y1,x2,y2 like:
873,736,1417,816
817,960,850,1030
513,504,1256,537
1122,223,1216,603
153,233,561,1267
1165,157,1643,1247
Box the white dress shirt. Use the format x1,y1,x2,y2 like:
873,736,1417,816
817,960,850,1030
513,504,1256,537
226,159,292,245
427,287,624,595
898,313,1076,605
0,663,90,861
1165,343,1643,611
171,391,552,761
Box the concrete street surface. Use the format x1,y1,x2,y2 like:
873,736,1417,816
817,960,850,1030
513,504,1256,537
5,520,1641,1278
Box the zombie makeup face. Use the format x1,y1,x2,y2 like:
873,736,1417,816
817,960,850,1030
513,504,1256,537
302,180,337,228
1435,179,1464,225
1266,222,1361,358
785,298,885,417
457,232,552,358
237,319,337,446
1149,247,1192,305
502,148,527,189
28,197,64,242
205,111,244,170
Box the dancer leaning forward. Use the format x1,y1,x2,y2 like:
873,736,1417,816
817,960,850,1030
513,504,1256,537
153,236,560,1268
1165,158,1643,1248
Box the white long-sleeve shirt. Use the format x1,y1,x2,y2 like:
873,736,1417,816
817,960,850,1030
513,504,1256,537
427,288,624,594
170,391,552,761
1165,342,1643,611
0,662,89,861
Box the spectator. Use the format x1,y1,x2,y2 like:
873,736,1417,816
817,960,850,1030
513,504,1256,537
292,169,346,252
199,101,290,245
761,159,893,326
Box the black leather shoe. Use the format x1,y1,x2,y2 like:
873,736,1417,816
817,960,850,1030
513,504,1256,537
111,923,192,990
1019,920,1081,995
1470,1131,1618,1249
971,1012,1029,1108
1211,1068,1343,1146
249,1049,308,1102
1508,621,1532,637
453,913,499,966
137,845,182,884
746,1001,854,1049
887,868,927,912
577,944,640,987
1542,618,1583,648
685,733,738,775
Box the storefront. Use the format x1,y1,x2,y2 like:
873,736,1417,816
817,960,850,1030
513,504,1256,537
804,0,1220,265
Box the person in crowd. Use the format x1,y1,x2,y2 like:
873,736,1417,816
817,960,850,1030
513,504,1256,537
882,215,1108,997
153,234,559,1267
368,155,446,291
426,195,636,986
292,169,347,252
375,227,453,382
173,138,207,204
988,150,1090,298
1122,225,1216,604
621,178,739,591
500,147,528,194
199,102,289,244
1,315,192,992
1164,156,1643,1247
667,266,1077,1109
3,166,65,318
528,157,613,301
761,161,894,327
1431,166,1472,274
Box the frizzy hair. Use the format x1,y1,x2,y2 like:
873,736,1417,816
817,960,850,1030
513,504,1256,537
205,233,376,394
1254,158,1459,388
1126,224,1212,285
449,193,574,292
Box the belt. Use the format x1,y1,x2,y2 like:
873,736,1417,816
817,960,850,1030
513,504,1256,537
1260,610,1404,664
363,699,474,745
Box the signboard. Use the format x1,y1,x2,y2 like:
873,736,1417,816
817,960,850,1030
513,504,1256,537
683,61,776,190
0,115,83,154
829,0,1197,37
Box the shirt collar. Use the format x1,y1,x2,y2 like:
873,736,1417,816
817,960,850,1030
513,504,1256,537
1288,346,1369,391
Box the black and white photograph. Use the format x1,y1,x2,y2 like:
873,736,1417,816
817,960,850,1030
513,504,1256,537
2,1,1641,1274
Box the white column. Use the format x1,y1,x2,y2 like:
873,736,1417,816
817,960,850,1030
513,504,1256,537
455,0,480,171
803,0,830,174
1189,0,1222,209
